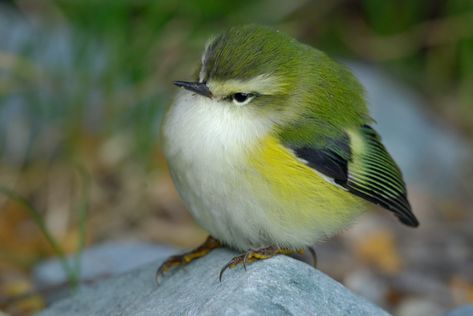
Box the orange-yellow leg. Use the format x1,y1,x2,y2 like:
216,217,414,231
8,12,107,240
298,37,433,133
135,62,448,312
156,235,221,285
219,246,308,281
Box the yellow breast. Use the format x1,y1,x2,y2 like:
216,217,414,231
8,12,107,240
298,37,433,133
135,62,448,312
246,135,364,243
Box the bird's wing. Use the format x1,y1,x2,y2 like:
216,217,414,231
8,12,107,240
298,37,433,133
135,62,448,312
287,125,419,227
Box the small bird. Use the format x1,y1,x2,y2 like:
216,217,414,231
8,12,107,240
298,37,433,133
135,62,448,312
158,24,419,282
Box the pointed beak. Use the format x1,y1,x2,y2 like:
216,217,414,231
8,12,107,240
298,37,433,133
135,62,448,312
173,81,213,98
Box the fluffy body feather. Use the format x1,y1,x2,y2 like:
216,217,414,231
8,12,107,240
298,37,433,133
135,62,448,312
163,92,363,250
162,25,418,251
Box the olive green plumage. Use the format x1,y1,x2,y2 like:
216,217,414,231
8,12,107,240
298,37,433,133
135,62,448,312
347,126,417,226
157,25,420,282
200,25,370,143
195,25,418,227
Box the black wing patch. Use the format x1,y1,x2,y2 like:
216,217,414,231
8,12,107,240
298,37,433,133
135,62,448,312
293,147,348,185
290,125,419,227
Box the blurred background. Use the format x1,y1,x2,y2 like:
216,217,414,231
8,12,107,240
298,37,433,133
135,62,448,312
0,0,472,315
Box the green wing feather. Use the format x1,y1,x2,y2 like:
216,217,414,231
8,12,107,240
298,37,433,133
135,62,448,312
345,126,418,227
289,125,419,227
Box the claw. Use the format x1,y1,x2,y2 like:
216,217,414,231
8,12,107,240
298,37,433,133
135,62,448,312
156,236,221,286
156,268,164,286
219,260,233,282
155,255,182,285
243,252,251,271
307,246,318,268
218,246,301,282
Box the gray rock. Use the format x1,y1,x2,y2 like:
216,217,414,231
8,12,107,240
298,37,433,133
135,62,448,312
446,305,473,316
344,268,389,307
39,249,388,316
396,298,445,316
34,241,176,288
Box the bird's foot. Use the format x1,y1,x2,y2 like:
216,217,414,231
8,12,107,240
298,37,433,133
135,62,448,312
156,235,221,285
219,246,306,281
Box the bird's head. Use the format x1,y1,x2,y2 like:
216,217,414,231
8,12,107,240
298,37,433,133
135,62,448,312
173,25,368,142
174,25,303,124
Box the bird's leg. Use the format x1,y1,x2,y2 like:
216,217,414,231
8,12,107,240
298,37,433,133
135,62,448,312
219,246,305,281
156,235,222,284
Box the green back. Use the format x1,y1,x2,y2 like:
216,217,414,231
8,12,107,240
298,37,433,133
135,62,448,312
199,25,418,226
201,25,371,149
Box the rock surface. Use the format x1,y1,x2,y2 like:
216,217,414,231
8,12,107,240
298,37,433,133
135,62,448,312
39,249,388,316
446,305,473,316
34,241,176,288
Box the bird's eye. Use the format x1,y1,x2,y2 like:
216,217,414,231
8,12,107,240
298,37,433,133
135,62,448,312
231,93,255,106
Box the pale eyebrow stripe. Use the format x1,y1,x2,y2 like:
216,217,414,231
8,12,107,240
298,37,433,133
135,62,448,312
209,74,288,95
